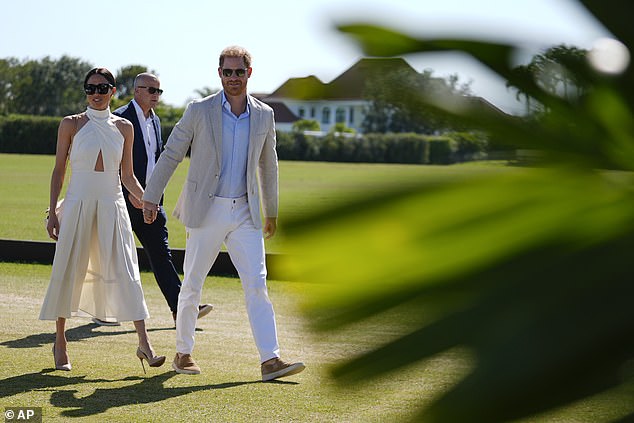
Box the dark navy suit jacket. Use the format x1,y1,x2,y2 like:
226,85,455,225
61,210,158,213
114,101,163,204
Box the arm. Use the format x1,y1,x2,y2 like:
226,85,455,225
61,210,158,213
143,101,196,204
117,119,145,206
259,112,279,239
142,101,198,223
47,116,74,240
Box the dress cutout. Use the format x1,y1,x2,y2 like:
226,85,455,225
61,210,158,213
39,107,149,321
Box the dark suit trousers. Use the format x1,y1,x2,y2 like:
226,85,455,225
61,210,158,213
127,203,181,314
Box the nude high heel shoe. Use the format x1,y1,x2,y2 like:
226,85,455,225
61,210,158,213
136,347,166,374
52,343,71,371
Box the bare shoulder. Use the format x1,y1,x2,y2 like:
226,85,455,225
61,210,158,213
59,112,87,132
60,112,82,126
112,114,132,127
113,115,133,135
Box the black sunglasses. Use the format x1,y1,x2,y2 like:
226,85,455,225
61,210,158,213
221,68,247,77
84,83,113,95
138,86,164,95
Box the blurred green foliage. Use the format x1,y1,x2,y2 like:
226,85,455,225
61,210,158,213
277,1,634,421
291,119,321,133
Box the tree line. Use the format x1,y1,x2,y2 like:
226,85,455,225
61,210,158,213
0,47,585,134
0,56,184,123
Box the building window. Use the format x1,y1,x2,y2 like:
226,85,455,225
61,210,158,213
336,107,346,123
321,107,330,124
349,106,354,123
298,107,305,118
310,107,315,118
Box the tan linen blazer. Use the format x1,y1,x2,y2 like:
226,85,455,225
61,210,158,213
143,91,278,229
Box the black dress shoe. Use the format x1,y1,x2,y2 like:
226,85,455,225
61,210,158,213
172,304,214,326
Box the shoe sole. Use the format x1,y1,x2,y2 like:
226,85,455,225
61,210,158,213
172,362,201,375
149,356,167,367
262,362,306,381
197,305,214,319
92,318,121,326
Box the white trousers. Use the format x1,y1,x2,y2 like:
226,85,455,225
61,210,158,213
176,196,280,363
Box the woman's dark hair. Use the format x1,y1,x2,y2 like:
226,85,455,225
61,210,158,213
84,67,116,87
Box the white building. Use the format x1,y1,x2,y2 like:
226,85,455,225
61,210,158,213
259,57,504,133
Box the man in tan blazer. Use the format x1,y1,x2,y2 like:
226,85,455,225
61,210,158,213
142,46,304,381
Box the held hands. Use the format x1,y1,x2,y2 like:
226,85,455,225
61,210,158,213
142,201,159,224
128,193,144,209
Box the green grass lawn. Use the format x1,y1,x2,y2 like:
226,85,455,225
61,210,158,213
0,262,472,422
1,154,632,421
1,262,632,422
0,153,515,252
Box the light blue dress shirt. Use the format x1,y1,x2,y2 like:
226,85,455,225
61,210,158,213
216,92,250,198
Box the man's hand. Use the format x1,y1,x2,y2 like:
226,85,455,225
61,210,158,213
263,217,277,239
142,200,159,224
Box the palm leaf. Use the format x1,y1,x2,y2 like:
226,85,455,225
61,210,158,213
278,1,634,421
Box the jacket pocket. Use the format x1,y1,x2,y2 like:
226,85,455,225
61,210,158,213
185,179,198,193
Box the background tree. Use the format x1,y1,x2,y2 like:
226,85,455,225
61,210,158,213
0,58,19,115
328,122,356,134
3,56,92,116
362,68,472,134
114,65,150,100
507,44,589,116
506,63,539,115
291,119,320,133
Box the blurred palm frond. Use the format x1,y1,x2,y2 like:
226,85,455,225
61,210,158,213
277,1,634,421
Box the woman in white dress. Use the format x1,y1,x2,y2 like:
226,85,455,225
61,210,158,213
40,67,165,372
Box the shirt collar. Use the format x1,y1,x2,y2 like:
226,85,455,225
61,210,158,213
131,99,155,121
221,91,251,116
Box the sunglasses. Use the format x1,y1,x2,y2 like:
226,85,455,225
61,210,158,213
138,86,164,95
221,68,247,78
84,83,113,95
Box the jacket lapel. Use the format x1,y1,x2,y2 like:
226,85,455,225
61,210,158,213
124,103,149,181
248,97,261,169
209,94,223,169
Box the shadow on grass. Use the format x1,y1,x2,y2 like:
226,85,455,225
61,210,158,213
0,369,115,398
0,322,184,349
1,369,298,417
50,372,297,418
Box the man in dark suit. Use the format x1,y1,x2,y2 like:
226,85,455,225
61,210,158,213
93,72,212,326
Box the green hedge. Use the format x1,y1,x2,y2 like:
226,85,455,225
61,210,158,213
0,115,487,164
276,132,488,164
0,114,60,154
0,114,176,154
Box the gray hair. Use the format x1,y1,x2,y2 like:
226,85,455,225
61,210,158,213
134,72,159,88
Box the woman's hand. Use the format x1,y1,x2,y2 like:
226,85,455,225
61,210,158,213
47,214,60,241
128,193,144,209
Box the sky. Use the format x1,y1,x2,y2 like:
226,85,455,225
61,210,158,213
1,0,611,114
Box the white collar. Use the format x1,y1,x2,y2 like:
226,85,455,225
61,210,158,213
131,99,154,121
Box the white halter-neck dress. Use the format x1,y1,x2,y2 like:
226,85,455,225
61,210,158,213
39,107,149,321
